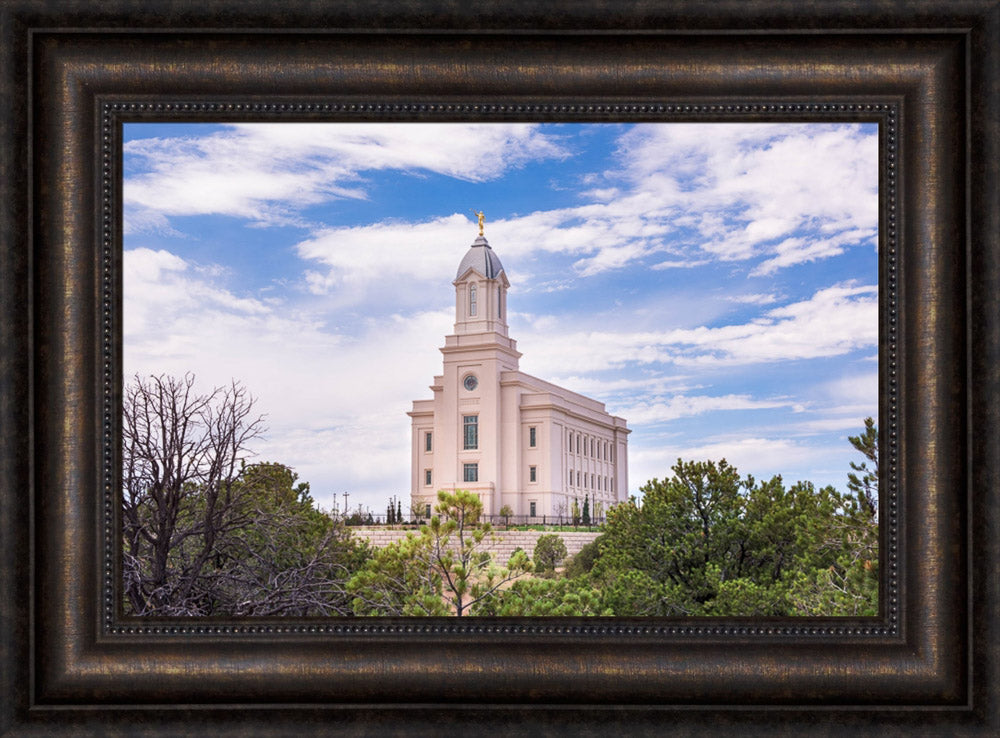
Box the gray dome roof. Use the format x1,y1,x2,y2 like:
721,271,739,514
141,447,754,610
455,236,505,280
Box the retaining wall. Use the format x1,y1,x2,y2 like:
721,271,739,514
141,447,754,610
350,527,601,565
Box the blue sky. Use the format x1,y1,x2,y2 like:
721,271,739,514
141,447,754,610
123,122,878,515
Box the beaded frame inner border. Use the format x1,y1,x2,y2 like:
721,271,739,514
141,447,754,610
100,101,898,638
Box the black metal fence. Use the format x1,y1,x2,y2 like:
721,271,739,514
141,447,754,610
342,512,605,531
481,514,606,530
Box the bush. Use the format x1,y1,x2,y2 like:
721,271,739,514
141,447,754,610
472,577,611,616
533,533,568,573
564,536,603,579
499,504,514,527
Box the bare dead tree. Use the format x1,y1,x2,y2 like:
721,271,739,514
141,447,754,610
217,511,362,617
122,373,264,615
122,373,372,617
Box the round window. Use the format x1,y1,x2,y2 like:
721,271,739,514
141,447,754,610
463,374,478,391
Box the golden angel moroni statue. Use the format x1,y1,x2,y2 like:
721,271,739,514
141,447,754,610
472,209,485,236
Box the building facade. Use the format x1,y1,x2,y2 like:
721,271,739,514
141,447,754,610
408,231,629,520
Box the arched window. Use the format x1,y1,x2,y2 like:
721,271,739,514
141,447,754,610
469,284,477,316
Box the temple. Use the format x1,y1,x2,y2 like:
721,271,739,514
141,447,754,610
407,224,629,520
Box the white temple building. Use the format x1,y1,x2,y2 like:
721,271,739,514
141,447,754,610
407,222,629,520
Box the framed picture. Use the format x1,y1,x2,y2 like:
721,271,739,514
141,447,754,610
2,1,997,734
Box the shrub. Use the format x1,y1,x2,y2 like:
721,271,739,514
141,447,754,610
564,536,603,579
499,504,514,526
533,533,568,573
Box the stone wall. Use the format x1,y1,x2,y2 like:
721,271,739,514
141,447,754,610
350,527,601,565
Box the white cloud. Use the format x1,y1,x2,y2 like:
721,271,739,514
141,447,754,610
297,213,471,294
292,198,679,296
651,258,711,270
516,281,877,376
572,241,650,276
726,292,780,305
613,123,878,271
305,122,878,283
749,229,876,277
633,436,816,469
629,435,839,492
126,122,878,296
261,419,413,510
788,414,876,434
667,282,877,365
779,370,878,435
616,393,795,425
123,246,454,509
124,248,277,358
817,370,879,408
123,123,569,232
542,374,700,398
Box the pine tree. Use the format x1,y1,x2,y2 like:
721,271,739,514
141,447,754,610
847,417,878,518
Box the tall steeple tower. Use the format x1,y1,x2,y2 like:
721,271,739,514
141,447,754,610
423,217,520,516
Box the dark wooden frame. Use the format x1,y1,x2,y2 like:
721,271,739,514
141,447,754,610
2,1,997,734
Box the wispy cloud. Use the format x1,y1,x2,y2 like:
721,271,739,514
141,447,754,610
516,281,877,376
749,229,876,277
282,123,877,295
664,282,877,365
296,213,472,294
631,435,836,490
123,123,570,233
726,292,781,305
616,393,797,425
613,123,878,271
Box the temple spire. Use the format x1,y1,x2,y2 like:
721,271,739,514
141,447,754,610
453,226,509,337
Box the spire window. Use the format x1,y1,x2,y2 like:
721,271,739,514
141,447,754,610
469,284,477,316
